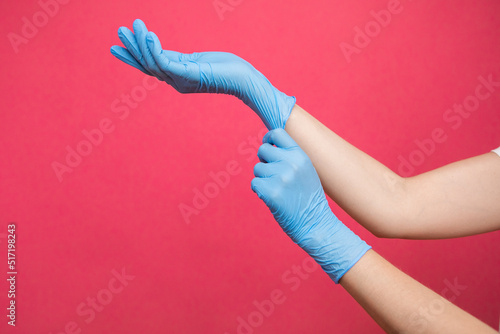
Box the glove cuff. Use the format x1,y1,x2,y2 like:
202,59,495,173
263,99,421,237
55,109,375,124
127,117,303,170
280,94,296,130
243,71,296,130
298,215,371,284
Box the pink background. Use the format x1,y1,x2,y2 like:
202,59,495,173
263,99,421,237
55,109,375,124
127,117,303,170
1,0,499,333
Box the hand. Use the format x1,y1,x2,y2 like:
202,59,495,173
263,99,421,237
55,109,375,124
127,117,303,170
110,19,296,130
251,129,371,283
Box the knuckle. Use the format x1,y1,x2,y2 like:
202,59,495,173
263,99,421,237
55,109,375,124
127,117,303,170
279,167,295,184
268,188,282,202
294,153,311,170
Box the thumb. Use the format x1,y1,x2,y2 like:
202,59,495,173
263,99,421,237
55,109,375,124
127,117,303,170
263,129,298,149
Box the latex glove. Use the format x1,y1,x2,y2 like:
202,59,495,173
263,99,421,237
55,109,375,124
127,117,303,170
110,19,296,130
251,129,371,283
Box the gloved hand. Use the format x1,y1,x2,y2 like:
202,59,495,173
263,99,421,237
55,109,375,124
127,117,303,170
110,19,296,130
251,129,371,283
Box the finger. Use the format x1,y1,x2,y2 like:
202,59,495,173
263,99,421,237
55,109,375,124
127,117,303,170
144,32,182,88
145,31,184,62
251,177,272,201
146,31,187,77
252,178,281,211
257,143,285,163
263,128,298,149
117,26,147,68
133,19,162,75
110,46,152,75
253,162,280,178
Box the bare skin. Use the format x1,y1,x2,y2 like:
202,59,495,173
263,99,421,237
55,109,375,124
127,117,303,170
285,104,500,239
284,104,499,332
340,250,497,333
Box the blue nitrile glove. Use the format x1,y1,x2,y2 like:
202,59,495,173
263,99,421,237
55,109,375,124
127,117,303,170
251,129,371,283
110,19,296,130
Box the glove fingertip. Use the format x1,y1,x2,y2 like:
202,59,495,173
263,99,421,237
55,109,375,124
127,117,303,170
251,178,261,194
133,18,145,28
262,130,273,144
147,31,163,52
147,31,157,39
118,26,134,41
146,33,157,49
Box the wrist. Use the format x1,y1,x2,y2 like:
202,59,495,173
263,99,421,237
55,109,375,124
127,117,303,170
241,71,296,129
277,90,296,129
284,103,302,132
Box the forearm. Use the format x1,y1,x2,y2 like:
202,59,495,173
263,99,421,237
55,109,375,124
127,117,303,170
285,104,500,238
285,104,409,238
340,250,496,333
403,153,500,238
